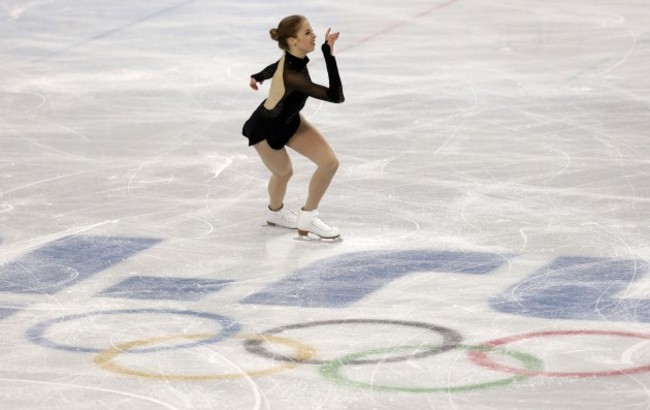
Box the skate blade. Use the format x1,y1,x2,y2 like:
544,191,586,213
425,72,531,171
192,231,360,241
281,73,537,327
263,222,297,230
295,233,343,243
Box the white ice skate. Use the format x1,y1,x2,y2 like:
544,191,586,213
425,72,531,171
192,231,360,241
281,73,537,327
265,206,299,229
297,209,340,239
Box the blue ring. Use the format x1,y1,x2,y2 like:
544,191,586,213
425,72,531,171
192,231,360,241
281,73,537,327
26,308,240,353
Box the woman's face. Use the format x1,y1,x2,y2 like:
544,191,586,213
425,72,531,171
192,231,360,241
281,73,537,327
291,20,317,53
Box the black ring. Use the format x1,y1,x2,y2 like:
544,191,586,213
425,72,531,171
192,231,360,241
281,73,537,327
244,319,462,365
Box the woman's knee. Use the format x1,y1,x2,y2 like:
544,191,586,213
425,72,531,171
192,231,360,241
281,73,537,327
319,155,339,174
273,165,294,181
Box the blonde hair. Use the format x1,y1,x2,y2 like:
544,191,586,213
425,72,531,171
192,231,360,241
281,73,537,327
269,15,306,50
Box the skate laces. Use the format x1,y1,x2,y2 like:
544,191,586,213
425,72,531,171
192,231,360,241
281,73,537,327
282,209,298,223
312,214,333,231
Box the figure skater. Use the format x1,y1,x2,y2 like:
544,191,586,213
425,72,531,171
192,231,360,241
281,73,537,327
242,15,344,239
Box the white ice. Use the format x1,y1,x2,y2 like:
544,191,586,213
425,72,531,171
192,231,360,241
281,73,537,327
1,0,650,409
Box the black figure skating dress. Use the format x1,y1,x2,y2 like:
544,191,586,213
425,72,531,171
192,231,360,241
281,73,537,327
242,43,344,149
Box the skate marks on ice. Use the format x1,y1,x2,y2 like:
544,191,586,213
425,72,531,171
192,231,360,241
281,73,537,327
0,235,161,295
0,305,24,320
241,249,508,308
0,377,181,410
2,237,650,403
30,0,199,63
491,256,650,322
19,312,650,396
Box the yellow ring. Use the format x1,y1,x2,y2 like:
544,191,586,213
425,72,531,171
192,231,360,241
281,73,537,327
94,333,316,381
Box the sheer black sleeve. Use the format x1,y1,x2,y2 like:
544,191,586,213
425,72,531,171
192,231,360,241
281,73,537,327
251,61,279,82
285,43,344,103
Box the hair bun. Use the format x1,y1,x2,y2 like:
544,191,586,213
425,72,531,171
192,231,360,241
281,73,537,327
269,28,280,41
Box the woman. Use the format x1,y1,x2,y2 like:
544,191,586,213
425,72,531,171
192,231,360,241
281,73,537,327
242,15,345,239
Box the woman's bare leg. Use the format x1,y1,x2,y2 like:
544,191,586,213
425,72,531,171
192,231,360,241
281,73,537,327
253,140,293,210
287,116,339,211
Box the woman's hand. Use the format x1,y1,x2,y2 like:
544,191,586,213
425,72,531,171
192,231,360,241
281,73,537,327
249,77,260,90
324,28,340,55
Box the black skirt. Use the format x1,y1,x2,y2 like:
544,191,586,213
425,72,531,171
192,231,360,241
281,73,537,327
242,102,301,150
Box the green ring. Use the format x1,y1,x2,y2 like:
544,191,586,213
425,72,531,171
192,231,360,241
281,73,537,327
320,344,543,393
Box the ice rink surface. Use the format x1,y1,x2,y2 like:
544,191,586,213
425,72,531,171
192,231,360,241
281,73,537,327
1,0,650,408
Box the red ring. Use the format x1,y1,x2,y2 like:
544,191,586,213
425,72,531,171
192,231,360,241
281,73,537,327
469,330,650,378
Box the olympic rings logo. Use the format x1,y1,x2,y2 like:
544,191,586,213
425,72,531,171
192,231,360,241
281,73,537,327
95,334,316,381
25,311,650,393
